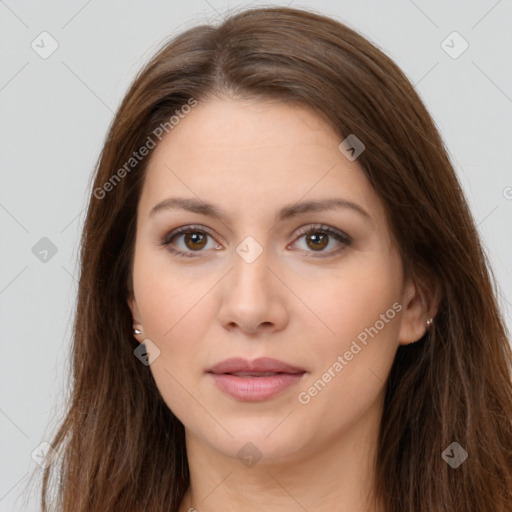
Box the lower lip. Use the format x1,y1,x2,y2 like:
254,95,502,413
208,372,305,401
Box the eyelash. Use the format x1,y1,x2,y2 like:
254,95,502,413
160,223,352,259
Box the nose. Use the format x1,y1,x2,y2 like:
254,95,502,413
217,247,290,335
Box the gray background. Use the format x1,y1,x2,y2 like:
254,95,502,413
1,0,511,509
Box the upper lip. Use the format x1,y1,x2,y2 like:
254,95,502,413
207,357,306,375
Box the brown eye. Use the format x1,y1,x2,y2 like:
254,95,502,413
184,232,207,250
305,233,329,251
160,224,222,258
161,225,220,258
292,224,352,257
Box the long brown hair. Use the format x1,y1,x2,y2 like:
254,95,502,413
37,6,512,511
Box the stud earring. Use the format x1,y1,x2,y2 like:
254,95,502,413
134,328,142,335
426,317,433,329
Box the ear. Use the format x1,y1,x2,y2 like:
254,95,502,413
397,274,441,346
127,293,145,344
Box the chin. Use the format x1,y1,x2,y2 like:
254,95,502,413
196,419,313,465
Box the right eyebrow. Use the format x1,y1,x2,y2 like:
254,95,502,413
149,197,230,221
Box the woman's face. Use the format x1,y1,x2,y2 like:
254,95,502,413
128,96,422,464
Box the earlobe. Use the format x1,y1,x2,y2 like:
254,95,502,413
397,276,441,346
128,294,145,343
132,326,145,343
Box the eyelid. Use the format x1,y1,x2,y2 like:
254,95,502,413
292,223,352,244
161,224,216,244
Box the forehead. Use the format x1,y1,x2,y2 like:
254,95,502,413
138,97,384,224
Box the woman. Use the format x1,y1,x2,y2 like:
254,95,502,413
39,6,512,511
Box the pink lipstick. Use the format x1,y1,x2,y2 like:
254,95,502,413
207,357,306,401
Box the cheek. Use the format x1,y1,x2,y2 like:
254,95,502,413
133,247,216,341
296,256,401,396
133,271,214,421
137,283,210,360
132,262,214,411
303,254,401,343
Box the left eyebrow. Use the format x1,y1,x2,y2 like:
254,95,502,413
149,197,374,226
275,198,373,225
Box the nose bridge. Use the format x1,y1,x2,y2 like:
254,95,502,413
231,235,273,300
217,233,289,333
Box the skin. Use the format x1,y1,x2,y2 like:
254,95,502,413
128,96,438,512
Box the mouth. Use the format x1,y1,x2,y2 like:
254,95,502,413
222,371,301,377
207,357,306,401
207,356,306,375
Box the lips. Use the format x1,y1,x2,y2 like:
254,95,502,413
207,357,306,401
207,357,305,375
